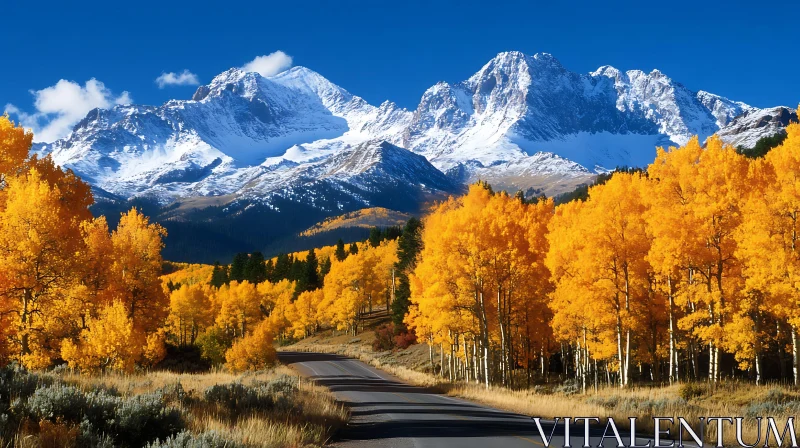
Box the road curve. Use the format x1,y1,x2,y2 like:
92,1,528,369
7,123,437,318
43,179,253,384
278,351,667,448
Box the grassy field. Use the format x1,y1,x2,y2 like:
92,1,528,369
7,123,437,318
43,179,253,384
0,365,347,448
286,328,800,446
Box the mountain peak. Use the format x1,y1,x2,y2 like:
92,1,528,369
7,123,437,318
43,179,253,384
531,52,562,67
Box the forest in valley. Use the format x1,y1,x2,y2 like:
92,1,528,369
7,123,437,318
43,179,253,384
3,114,800,393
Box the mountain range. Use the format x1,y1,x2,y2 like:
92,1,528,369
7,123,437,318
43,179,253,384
32,51,797,262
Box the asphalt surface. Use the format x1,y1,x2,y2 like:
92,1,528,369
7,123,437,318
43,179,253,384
279,351,695,448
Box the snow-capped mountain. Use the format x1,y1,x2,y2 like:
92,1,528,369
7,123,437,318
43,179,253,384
714,106,797,149
29,51,794,261
35,51,792,205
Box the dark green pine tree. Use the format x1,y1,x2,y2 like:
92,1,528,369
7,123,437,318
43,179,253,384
210,262,229,288
288,256,305,282
264,259,275,282
319,257,332,284
391,217,423,328
244,252,267,284
229,253,249,282
272,253,291,282
335,238,347,261
349,242,359,255
391,277,412,328
294,249,320,298
304,249,320,290
368,227,382,247
396,218,422,271
737,131,788,159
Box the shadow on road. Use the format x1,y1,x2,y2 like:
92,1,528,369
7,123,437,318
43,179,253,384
279,351,612,442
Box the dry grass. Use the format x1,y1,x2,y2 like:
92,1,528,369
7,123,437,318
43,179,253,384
1,365,348,448
285,337,800,446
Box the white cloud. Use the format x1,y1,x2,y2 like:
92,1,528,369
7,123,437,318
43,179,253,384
241,51,293,77
4,79,131,143
155,69,200,88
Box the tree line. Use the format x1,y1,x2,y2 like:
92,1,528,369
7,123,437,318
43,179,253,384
164,221,420,369
407,124,800,389
0,116,168,372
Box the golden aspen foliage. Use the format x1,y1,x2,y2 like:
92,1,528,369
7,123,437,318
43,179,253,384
290,289,325,338
257,279,296,337
142,330,168,366
109,208,168,335
0,168,87,367
65,217,116,332
224,320,277,372
215,281,262,339
61,301,144,373
18,155,93,221
0,114,32,186
409,184,555,386
168,283,214,345
322,253,368,334
647,137,750,381
736,123,800,381
580,173,655,386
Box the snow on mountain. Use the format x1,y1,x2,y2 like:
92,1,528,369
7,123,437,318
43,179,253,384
183,139,459,216
32,51,792,208
403,51,771,177
715,106,797,149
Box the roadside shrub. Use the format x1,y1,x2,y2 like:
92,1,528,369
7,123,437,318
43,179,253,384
15,381,183,447
82,389,121,428
263,375,298,396
679,382,708,401
0,364,53,407
373,324,395,351
204,383,262,410
555,380,579,395
394,330,416,349
204,377,299,415
764,387,790,403
155,383,187,406
77,419,116,448
147,430,241,448
373,323,417,351
25,384,88,423
112,392,184,447
587,395,687,414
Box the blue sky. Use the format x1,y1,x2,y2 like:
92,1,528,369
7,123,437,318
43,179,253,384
3,0,798,142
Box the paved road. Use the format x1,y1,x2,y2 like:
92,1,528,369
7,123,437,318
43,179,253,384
279,351,688,448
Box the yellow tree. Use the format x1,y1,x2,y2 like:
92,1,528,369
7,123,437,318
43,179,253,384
61,300,144,373
290,289,325,338
647,137,749,382
583,173,653,387
168,283,214,345
65,217,116,331
257,279,296,337
548,199,618,389
109,209,169,335
737,123,800,384
322,253,368,335
644,143,706,383
0,114,32,189
225,320,277,372
215,281,262,339
0,168,88,368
